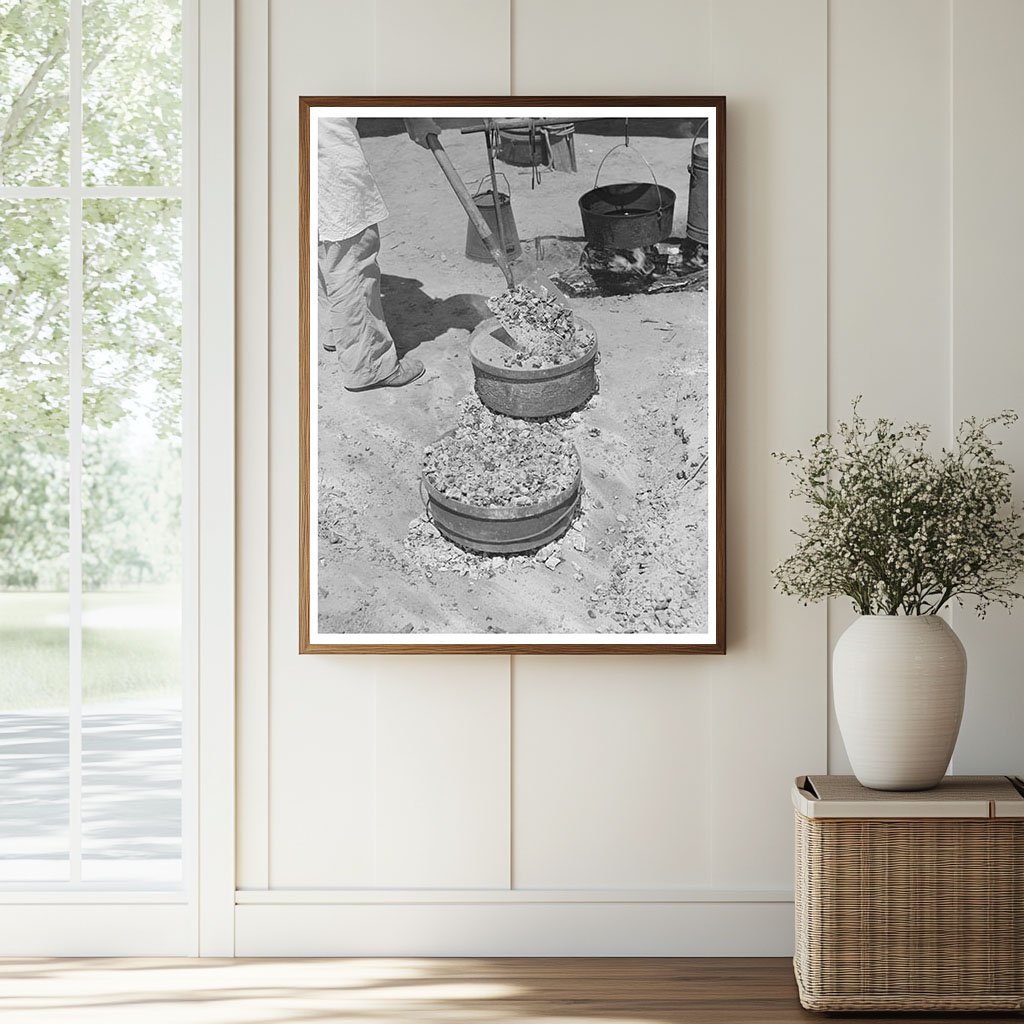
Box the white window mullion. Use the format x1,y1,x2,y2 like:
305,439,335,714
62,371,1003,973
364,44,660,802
0,187,69,198
67,0,83,885
0,186,183,200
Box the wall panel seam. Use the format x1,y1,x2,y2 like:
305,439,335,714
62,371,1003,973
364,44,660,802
945,0,957,731
508,655,514,889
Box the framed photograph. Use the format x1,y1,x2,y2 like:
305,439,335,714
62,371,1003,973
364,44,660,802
300,97,725,653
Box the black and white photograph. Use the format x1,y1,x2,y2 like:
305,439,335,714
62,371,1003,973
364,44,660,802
300,100,725,653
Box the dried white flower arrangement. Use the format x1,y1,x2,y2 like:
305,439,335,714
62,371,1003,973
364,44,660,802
773,401,1024,616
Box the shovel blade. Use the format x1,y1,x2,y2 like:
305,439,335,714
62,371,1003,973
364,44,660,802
513,258,573,312
491,324,525,352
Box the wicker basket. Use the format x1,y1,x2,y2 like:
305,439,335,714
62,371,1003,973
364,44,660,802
793,775,1024,1012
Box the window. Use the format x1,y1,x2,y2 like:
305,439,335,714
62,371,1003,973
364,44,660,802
0,0,191,889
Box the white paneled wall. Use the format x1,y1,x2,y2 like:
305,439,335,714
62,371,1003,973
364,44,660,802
511,0,712,94
826,0,952,773
373,660,510,889
376,0,510,94
705,0,828,890
828,0,951,428
948,0,1024,776
512,657,713,889
234,0,1024,954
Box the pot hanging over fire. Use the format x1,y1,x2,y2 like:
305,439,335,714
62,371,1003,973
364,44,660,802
578,142,675,250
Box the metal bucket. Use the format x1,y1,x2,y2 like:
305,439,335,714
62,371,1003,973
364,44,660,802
686,136,709,245
469,317,598,419
578,143,675,249
422,457,581,555
465,174,521,264
497,123,577,172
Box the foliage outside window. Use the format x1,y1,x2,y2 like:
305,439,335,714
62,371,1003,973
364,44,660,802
2,0,182,597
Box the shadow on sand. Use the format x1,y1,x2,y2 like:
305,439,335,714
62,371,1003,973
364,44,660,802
380,274,490,356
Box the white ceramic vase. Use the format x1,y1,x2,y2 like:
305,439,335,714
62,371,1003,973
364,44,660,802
833,615,967,791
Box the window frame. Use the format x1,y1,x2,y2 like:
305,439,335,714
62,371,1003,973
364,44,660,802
0,0,234,955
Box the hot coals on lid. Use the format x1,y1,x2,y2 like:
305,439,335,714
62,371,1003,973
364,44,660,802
485,285,590,369
423,399,580,509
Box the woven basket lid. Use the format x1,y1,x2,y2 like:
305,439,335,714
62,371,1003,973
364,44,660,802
793,774,1024,819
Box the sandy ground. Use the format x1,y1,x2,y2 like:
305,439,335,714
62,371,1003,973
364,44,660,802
316,124,710,636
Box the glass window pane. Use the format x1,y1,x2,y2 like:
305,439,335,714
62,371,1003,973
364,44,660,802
0,0,70,186
81,198,181,883
82,0,181,186
81,648,181,883
0,198,70,880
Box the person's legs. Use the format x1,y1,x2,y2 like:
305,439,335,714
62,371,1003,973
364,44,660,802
317,256,335,352
318,224,401,388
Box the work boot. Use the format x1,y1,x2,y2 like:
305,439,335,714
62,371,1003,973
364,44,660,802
345,358,425,393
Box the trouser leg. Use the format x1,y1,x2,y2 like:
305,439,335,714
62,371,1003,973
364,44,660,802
317,257,334,351
318,224,400,389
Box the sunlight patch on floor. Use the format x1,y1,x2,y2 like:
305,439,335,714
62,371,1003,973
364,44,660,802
0,958,680,1024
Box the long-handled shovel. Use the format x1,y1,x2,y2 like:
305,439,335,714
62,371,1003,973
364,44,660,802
480,123,572,313
425,131,572,310
461,119,575,311
426,134,514,289
425,131,573,356
425,133,522,353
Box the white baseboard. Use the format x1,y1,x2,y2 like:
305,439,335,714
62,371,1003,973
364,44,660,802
235,896,795,957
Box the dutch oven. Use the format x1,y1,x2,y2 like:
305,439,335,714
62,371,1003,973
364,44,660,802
578,143,675,249
469,317,599,420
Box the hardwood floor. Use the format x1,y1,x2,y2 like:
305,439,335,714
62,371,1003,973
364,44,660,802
0,957,1019,1023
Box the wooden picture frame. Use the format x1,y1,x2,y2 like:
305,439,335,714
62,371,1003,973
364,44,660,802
300,97,725,653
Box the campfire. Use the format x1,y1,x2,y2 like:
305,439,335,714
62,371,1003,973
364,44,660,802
553,238,709,297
